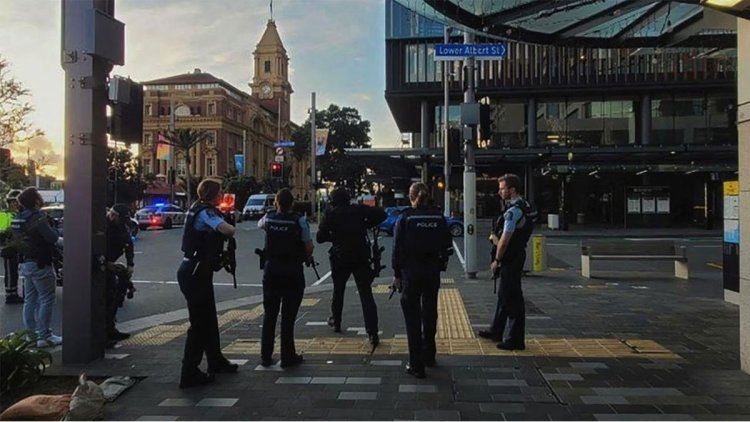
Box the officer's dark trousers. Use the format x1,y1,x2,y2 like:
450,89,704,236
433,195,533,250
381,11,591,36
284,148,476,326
3,254,19,296
177,260,225,371
330,261,378,333
490,255,526,346
105,268,119,334
400,268,440,371
261,272,304,361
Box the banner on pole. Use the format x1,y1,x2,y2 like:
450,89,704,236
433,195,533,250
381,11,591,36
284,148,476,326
156,133,171,160
315,128,329,156
234,154,245,175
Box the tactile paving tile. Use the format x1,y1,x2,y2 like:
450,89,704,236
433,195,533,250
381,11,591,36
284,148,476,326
441,278,454,284
372,284,392,294
217,305,265,327
301,298,320,307
437,288,475,339
120,323,189,346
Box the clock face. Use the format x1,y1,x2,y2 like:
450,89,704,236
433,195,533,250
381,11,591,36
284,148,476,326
261,84,272,97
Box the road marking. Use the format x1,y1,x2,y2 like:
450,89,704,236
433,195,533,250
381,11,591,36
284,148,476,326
706,262,723,270
131,280,263,288
452,240,465,266
311,270,332,286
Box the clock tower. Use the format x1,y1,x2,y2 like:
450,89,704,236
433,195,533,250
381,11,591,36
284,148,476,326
250,19,292,123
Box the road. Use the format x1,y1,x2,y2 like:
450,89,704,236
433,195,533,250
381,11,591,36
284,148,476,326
0,220,724,336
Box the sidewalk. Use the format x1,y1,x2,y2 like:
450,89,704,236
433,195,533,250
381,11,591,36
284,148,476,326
39,264,750,421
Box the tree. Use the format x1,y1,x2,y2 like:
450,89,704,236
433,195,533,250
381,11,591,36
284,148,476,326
290,104,371,193
106,147,145,206
160,128,211,206
0,56,43,148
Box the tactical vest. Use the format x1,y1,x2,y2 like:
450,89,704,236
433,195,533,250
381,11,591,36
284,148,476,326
264,211,305,264
402,206,449,264
324,205,370,264
12,210,54,266
497,199,536,263
181,202,225,262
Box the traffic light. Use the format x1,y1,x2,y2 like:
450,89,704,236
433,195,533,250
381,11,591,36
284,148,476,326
271,162,283,178
479,103,492,141
436,178,445,190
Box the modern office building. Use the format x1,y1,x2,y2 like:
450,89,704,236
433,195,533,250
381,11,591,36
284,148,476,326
140,19,310,201
384,0,737,228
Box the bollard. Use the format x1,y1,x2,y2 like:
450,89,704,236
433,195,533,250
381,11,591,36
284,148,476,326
524,234,547,273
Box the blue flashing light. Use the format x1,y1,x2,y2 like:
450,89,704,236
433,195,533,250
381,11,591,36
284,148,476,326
153,202,165,207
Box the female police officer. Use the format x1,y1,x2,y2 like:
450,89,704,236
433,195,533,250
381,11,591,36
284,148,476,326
392,182,452,378
177,178,238,388
257,188,313,368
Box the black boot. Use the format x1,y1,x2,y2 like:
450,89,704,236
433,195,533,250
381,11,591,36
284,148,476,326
179,367,215,389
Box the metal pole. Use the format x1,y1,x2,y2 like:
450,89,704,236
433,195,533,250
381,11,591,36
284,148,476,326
169,98,175,204
243,129,247,176
463,31,477,279
443,27,450,218
310,92,316,219
61,0,118,363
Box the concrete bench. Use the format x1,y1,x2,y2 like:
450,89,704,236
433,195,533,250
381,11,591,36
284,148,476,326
580,239,688,279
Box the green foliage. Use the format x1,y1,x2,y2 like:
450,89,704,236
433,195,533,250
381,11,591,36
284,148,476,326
107,147,145,206
162,128,211,206
0,55,44,148
0,331,52,394
289,104,371,193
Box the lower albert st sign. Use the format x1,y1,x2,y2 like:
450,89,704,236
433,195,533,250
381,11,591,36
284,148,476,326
434,43,506,60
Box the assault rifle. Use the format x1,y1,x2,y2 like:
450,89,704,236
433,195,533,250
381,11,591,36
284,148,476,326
219,194,238,289
369,227,385,277
306,257,321,280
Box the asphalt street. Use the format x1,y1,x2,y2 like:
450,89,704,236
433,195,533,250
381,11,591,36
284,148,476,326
0,220,724,336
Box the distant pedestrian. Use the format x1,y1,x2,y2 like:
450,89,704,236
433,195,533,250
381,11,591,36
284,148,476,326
258,188,313,368
316,187,386,345
480,174,535,350
12,187,64,348
1,190,22,304
104,204,136,346
392,182,452,378
177,178,238,389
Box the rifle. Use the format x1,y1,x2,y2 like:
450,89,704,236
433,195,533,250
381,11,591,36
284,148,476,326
219,206,238,289
492,265,500,295
254,248,266,270
306,257,321,280
369,227,386,277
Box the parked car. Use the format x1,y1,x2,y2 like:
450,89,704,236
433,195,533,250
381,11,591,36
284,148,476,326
241,194,275,220
378,206,464,237
135,203,186,230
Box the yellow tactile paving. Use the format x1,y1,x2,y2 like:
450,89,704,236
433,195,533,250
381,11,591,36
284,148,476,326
372,284,392,294
441,278,454,284
222,336,681,359
437,288,475,339
120,323,190,346
301,298,320,307
217,305,265,327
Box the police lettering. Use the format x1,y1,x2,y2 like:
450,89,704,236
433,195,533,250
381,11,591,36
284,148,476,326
416,222,438,228
269,225,289,232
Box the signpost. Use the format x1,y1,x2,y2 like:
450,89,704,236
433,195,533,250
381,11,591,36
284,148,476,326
434,43,506,60
274,140,295,148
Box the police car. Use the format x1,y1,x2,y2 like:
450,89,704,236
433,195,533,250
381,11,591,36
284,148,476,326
135,203,186,230
379,206,464,237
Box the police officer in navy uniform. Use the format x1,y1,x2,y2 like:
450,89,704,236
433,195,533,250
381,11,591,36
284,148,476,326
479,173,535,350
257,188,313,367
177,178,238,388
392,182,452,378
104,204,135,345
1,190,23,304
316,187,386,345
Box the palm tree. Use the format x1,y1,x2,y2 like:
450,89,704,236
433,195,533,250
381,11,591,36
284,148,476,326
160,128,211,206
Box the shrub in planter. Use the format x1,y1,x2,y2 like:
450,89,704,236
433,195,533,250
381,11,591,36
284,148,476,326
0,331,52,394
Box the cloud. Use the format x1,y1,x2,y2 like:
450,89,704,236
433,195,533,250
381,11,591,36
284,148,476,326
9,135,63,178
352,93,372,102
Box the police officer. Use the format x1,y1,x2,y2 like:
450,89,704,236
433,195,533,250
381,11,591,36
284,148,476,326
177,178,238,389
257,188,313,368
13,187,64,348
104,204,135,345
392,182,452,378
1,189,22,304
479,173,535,350
317,188,386,345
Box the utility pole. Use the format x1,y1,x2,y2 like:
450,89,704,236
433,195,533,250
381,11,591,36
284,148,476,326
310,92,316,220
443,26,451,218
463,31,478,279
61,0,123,363
169,97,175,204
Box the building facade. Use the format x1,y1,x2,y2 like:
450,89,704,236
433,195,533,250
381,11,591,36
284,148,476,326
140,19,310,201
384,0,737,228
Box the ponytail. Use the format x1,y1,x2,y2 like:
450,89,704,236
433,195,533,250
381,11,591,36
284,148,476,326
409,182,430,208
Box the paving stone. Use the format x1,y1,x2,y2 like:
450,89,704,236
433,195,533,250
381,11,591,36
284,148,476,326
337,391,377,400
370,360,402,366
487,379,528,387
479,403,525,414
570,362,609,369
581,396,629,405
196,398,238,407
544,373,584,381
310,377,347,384
157,398,194,407
594,414,693,421
275,377,311,384
399,384,438,393
136,417,177,421
414,410,461,420
345,377,382,384
592,388,684,396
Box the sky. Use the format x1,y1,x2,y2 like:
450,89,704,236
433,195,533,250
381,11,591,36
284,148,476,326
0,0,401,179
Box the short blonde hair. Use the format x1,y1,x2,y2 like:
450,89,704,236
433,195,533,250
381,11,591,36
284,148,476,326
409,182,430,208
197,178,223,202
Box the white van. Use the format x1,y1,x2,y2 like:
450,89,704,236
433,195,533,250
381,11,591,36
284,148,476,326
242,194,275,220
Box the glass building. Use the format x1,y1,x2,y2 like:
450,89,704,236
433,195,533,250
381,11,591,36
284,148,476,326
383,0,737,228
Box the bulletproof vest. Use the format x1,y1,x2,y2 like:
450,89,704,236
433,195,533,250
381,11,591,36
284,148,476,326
12,210,54,266
402,206,449,264
181,202,225,262
325,205,370,264
502,199,536,263
264,211,304,264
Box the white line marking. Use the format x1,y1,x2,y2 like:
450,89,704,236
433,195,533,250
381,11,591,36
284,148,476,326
452,240,465,266
131,280,263,287
311,270,332,286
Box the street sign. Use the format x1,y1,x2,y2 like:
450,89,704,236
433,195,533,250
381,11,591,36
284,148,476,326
274,155,284,163
275,147,284,155
234,154,244,175
274,140,295,148
434,43,506,60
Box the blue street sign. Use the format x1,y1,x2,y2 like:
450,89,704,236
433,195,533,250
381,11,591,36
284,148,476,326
434,43,506,60
234,154,244,175
274,140,295,148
